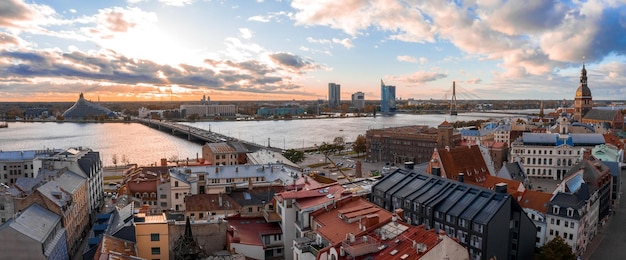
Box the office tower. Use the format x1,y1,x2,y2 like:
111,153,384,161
328,83,341,108
351,91,365,109
380,80,396,113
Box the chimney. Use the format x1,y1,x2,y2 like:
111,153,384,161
364,214,379,229
583,148,592,160
495,183,508,193
458,173,464,183
355,161,362,178
404,162,414,170
161,158,167,166
431,166,441,176
394,208,404,220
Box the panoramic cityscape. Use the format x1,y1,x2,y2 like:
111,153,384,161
1,0,626,260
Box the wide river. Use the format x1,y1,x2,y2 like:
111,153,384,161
0,112,529,167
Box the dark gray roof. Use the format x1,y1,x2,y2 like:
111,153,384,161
548,185,590,220
37,181,73,207
62,93,114,119
4,203,62,243
375,169,512,225
392,173,431,200
228,142,251,153
522,133,604,146
584,109,620,121
570,134,605,145
373,170,412,193
497,161,526,182
107,203,134,237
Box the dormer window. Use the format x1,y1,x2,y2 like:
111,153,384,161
567,208,574,217
553,205,559,215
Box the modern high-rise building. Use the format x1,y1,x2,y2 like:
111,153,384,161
351,91,365,109
328,83,340,108
380,79,396,113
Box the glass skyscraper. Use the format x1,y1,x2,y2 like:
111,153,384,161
380,80,396,113
328,83,341,108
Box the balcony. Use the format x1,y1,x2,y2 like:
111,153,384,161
263,209,281,223
295,219,311,232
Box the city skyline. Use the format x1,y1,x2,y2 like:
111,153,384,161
0,0,625,102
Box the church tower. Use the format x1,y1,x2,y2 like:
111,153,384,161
574,63,592,121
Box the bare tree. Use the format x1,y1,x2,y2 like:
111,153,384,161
112,154,118,168
121,154,129,166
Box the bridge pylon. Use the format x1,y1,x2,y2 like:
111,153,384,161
450,81,458,116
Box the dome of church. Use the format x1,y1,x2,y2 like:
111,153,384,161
575,85,591,97
62,93,115,119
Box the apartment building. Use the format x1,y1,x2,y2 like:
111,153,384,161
371,169,537,260
135,213,169,260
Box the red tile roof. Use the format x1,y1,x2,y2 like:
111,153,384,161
226,216,281,247
125,178,160,196
519,190,553,213
206,143,236,154
439,120,452,127
481,175,524,198
604,133,625,150
185,193,241,212
310,196,393,244
432,145,490,185
373,225,444,260
94,234,138,259
276,182,345,210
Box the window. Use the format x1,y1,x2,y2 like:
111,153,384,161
567,208,574,217
199,213,204,219
175,181,179,187
151,233,160,241
151,247,161,255
565,221,568,227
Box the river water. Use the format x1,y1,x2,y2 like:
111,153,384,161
0,112,528,166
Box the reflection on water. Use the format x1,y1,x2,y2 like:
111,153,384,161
0,112,523,166
0,122,202,167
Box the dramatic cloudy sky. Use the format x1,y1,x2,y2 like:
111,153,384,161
0,0,625,102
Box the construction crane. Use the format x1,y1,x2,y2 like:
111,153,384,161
323,153,353,182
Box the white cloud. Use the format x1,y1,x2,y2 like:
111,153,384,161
332,38,353,49
397,55,417,63
389,71,447,86
159,0,194,7
239,28,253,39
306,37,331,45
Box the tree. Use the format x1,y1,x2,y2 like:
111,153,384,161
352,135,367,156
112,154,118,168
121,154,129,166
333,137,345,152
318,142,340,162
283,149,305,163
535,236,576,260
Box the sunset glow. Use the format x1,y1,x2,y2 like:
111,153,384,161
0,0,625,102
